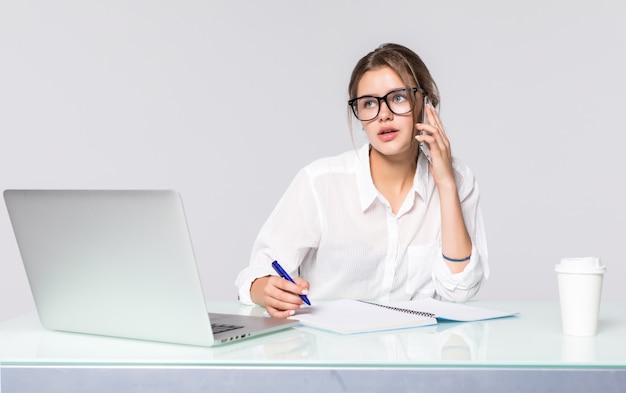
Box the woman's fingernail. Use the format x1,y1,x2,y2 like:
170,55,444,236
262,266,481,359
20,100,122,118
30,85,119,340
301,289,309,295
289,310,296,316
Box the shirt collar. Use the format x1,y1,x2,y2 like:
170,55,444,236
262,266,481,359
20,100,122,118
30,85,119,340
414,150,431,202
356,144,378,211
356,144,432,212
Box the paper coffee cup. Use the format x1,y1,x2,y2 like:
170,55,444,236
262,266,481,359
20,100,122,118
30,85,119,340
555,257,606,336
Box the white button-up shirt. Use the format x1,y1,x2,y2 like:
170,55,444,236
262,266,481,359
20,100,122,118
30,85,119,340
236,144,489,305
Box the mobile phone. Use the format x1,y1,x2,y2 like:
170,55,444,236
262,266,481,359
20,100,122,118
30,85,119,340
419,96,432,163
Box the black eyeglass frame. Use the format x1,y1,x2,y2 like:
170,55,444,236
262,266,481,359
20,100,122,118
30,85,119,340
348,87,425,121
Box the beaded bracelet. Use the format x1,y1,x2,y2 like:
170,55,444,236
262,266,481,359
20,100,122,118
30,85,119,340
442,253,471,262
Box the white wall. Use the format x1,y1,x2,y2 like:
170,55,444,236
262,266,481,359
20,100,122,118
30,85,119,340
1,0,625,322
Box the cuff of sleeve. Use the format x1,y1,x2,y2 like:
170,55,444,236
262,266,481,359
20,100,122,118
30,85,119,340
432,245,487,301
235,267,274,306
237,279,255,305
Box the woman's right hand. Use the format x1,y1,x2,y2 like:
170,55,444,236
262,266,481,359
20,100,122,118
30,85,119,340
250,275,310,318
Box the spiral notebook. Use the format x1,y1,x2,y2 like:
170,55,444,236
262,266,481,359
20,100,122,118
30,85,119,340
290,298,518,334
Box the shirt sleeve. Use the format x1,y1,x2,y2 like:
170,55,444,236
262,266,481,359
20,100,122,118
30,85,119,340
235,167,322,305
431,161,489,302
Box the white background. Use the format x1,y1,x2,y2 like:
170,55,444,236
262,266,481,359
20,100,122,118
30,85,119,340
1,0,625,321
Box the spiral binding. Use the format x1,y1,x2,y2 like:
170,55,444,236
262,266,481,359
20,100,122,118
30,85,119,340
358,300,436,318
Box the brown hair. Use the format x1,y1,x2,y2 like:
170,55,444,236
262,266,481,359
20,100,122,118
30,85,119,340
347,43,440,144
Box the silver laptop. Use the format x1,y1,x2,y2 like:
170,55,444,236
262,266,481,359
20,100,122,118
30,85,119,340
3,189,298,347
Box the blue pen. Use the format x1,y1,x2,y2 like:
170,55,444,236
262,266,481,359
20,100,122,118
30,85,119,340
271,260,311,306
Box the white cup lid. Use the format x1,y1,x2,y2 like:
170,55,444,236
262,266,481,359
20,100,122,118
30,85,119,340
555,257,606,274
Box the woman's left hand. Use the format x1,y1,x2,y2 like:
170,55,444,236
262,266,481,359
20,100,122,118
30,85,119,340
415,104,456,189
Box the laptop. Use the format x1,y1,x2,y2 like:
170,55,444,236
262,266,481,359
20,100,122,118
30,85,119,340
3,189,298,347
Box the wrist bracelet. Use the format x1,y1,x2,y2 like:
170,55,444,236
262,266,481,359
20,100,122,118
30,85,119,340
442,253,471,262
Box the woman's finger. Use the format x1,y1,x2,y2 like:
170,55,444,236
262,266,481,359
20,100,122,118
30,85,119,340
266,305,297,319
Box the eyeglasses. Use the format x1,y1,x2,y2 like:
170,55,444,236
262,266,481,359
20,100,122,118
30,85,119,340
348,87,424,121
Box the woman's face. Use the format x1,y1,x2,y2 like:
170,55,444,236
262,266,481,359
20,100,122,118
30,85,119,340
356,66,419,161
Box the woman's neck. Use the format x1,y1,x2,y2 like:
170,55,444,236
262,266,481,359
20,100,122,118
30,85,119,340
369,146,418,213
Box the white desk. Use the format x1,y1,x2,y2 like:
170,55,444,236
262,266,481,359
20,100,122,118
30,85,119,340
1,301,625,392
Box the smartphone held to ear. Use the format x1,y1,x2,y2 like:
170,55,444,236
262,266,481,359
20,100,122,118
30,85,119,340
418,96,432,163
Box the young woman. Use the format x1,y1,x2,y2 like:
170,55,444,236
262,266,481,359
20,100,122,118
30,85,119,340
236,43,489,318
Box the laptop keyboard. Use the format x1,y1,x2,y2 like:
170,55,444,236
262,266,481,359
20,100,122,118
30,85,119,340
211,322,244,334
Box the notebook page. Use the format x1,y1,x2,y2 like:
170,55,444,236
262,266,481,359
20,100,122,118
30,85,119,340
290,299,437,334
388,298,518,322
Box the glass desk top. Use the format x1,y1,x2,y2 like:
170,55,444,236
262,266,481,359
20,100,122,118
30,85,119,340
1,301,625,369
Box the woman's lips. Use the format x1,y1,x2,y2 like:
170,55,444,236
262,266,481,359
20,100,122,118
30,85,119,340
378,128,398,142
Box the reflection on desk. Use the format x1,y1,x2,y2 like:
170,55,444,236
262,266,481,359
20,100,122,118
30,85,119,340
0,313,487,364
0,301,625,368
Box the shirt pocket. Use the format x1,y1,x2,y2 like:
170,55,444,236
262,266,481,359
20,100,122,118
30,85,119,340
406,242,438,296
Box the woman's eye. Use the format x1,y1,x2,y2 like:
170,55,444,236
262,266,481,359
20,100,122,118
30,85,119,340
391,93,408,103
361,99,377,109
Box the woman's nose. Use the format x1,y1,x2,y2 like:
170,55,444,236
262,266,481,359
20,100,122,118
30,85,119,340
377,99,393,121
